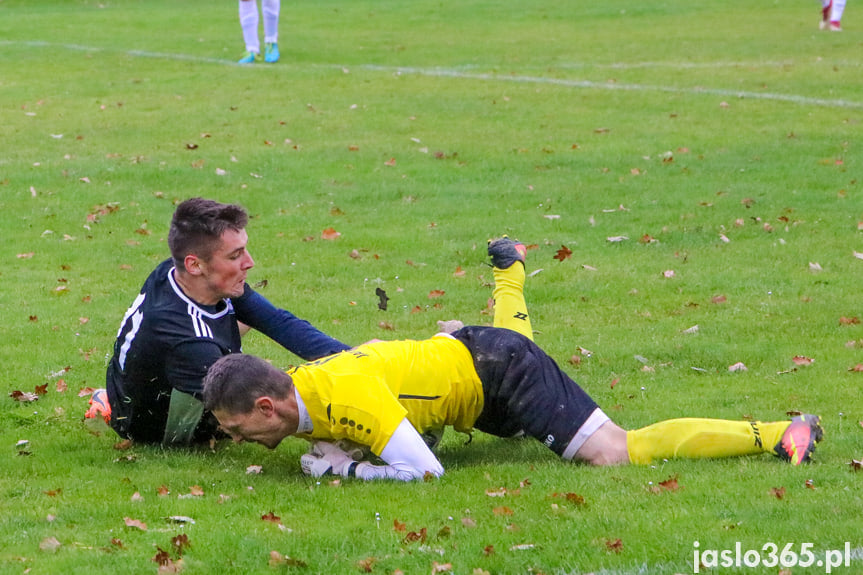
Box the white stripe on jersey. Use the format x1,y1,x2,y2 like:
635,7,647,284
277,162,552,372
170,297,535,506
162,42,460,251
116,292,146,338
118,308,145,370
187,304,214,339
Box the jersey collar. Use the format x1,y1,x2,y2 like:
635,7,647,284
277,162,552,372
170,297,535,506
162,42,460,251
294,387,313,434
167,266,234,319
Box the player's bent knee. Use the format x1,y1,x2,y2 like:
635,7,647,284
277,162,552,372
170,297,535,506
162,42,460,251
571,421,630,466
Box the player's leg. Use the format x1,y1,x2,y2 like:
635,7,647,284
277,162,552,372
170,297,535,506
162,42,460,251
829,0,845,29
487,237,532,340
262,0,280,62
461,326,823,467
625,414,822,465
820,0,833,29
567,417,629,464
162,388,206,447
238,0,261,63
570,413,823,466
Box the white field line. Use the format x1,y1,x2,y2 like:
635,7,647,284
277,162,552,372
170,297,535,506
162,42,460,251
4,40,862,109
359,64,863,109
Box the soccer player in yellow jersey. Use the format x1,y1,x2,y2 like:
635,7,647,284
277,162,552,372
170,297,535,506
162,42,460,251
202,238,823,481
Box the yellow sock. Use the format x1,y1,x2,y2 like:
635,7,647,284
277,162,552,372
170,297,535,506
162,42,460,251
492,263,533,340
626,418,790,464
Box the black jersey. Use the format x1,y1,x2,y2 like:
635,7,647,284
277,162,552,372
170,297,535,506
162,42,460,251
106,259,243,442
106,258,350,444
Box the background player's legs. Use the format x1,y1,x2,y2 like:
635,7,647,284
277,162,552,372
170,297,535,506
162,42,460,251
830,0,846,28
262,0,280,62
262,0,279,42
488,237,533,340
238,0,260,61
820,0,833,28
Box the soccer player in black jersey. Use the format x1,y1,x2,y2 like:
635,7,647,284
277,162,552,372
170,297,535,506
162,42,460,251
98,198,350,447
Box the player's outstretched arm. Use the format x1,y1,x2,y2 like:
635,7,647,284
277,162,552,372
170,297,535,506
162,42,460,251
232,286,350,360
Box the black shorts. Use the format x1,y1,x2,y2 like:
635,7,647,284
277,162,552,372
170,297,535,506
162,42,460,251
453,326,600,457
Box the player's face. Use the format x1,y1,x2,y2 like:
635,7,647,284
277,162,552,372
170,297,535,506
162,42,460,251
200,228,255,301
214,406,284,449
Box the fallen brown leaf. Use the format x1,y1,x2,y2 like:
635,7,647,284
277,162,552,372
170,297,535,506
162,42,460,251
553,245,573,262
40,537,62,553
172,534,190,555
10,390,39,402
124,517,147,531
402,528,427,545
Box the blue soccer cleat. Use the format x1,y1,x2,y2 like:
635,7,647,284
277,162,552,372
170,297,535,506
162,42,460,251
238,50,259,64
264,42,280,63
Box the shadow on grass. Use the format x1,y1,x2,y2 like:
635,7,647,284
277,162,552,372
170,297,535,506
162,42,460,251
196,431,564,481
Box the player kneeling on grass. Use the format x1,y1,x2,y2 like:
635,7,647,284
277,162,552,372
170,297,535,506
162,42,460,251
201,239,823,481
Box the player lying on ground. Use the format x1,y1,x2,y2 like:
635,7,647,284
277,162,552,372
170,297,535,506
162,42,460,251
202,238,823,481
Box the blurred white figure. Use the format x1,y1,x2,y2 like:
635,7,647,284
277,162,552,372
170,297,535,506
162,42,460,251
819,0,846,31
237,0,280,63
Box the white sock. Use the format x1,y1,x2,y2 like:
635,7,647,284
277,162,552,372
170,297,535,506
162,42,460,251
262,0,280,43
821,0,831,9
239,0,260,53
831,0,846,22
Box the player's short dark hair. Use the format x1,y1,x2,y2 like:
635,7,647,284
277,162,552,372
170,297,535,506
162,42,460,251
203,353,293,415
167,197,249,266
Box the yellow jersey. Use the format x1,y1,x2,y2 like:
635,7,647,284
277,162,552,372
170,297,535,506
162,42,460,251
290,335,484,455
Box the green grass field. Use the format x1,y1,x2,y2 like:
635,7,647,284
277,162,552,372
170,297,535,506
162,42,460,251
1,0,862,573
